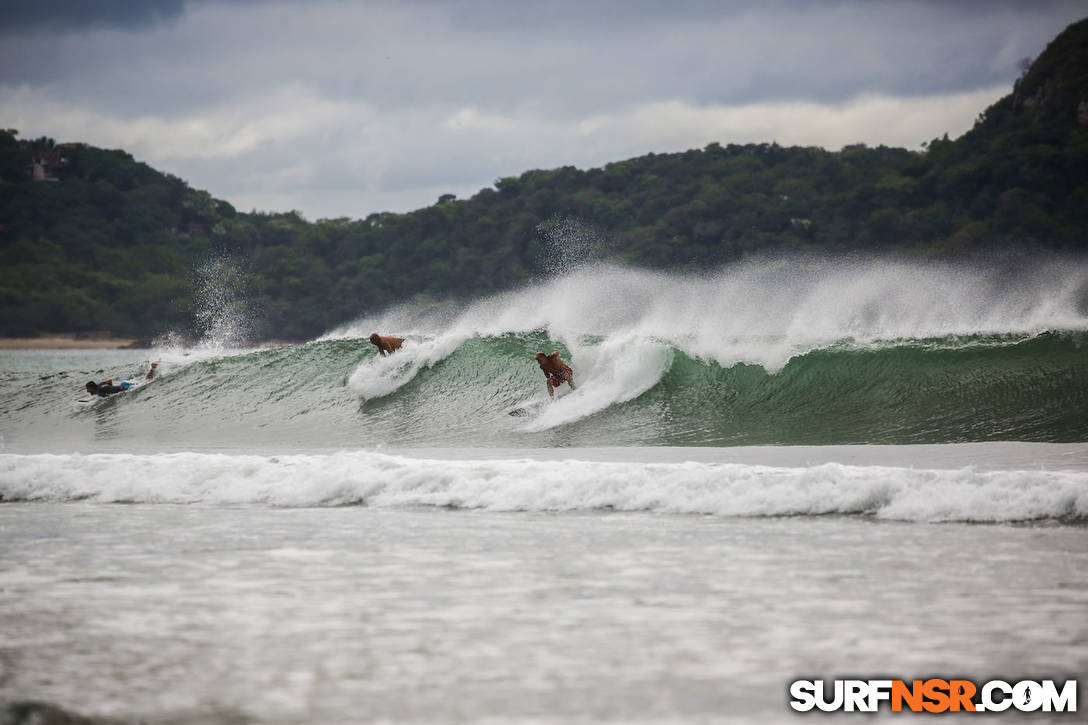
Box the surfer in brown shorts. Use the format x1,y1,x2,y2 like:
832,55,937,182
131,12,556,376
535,350,576,397
369,333,405,357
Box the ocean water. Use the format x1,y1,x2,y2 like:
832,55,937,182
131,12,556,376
1,259,1087,723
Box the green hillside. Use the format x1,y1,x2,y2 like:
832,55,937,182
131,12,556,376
2,18,1085,341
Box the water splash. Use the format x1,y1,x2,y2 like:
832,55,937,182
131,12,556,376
535,216,608,278
193,256,254,349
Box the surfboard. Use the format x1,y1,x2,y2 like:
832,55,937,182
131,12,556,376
508,399,547,417
77,380,139,405
509,393,567,416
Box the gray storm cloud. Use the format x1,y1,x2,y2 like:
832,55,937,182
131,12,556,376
0,0,188,32
1,0,1085,218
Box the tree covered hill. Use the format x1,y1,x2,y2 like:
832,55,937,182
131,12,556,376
2,18,1086,341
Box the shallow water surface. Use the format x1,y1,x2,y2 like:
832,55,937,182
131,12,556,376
2,505,1085,723
3,260,1087,722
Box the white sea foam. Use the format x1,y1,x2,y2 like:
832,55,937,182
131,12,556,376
347,334,466,399
332,258,1088,377
521,333,673,430
3,451,1086,523
331,257,1088,427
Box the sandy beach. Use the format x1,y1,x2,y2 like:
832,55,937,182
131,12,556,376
0,336,140,350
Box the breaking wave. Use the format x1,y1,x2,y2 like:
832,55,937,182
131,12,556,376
3,450,1087,523
1,258,1086,451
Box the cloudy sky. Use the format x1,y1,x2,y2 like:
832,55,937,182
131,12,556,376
2,0,1085,219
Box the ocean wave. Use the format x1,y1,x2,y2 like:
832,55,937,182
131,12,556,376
329,259,1088,372
2,329,1086,451
3,258,1086,451
2,451,1087,523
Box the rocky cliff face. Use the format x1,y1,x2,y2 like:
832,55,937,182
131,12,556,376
1002,17,1088,129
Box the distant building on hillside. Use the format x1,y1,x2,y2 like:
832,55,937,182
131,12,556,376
29,150,69,181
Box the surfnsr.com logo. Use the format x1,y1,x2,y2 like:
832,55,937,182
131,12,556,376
789,679,1077,713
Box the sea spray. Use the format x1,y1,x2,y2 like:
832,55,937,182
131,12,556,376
193,255,254,349
329,256,1088,369
143,256,265,375
331,257,1088,423
535,216,609,278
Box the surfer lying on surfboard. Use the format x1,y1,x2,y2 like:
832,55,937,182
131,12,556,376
535,350,576,397
85,362,158,397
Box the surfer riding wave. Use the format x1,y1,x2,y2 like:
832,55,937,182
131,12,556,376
535,350,576,397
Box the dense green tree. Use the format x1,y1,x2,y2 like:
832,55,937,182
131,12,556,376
2,19,1086,341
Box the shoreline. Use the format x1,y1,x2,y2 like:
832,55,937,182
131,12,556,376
0,336,141,350
0,337,305,350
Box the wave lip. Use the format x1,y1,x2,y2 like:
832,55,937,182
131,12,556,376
3,329,1086,453
333,259,1088,371
3,451,1086,523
